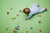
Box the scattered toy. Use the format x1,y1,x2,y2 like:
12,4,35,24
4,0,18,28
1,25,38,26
5,27,8,30
13,30,15,32
12,17,16,19
7,12,9,14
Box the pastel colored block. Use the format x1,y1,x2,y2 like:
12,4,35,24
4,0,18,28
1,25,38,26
17,25,19,27
15,27,17,29
39,29,42,32
17,28,19,30
17,23,19,25
12,17,16,19
39,14,41,16
30,27,33,29
26,30,28,32
7,12,9,14
25,6,28,8
39,21,41,23
13,30,15,32
5,27,8,30
10,8,13,10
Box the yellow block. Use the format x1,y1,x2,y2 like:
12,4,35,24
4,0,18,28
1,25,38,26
5,27,8,30
26,30,28,32
25,6,28,8
39,14,41,16
10,8,13,10
12,17,16,19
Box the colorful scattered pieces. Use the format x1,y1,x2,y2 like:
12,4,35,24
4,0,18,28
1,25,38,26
10,8,13,10
13,30,15,32
12,17,16,19
5,27,8,30
7,12,9,14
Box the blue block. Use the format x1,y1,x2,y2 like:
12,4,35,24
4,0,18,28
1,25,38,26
17,28,19,30
17,25,19,27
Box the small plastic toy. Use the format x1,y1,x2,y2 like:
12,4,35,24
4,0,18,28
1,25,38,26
5,27,8,30
17,23,19,25
39,21,41,23
39,14,41,17
26,30,28,32
13,30,15,32
30,27,33,29
39,29,42,32
17,28,19,30
10,8,13,10
15,27,17,29
12,17,16,19
7,12,9,14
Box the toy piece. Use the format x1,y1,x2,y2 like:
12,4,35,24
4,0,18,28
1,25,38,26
17,25,19,28
5,27,8,30
12,17,16,19
30,27,33,29
15,27,17,29
7,12,9,14
17,28,19,30
39,14,41,17
25,6,28,8
17,23,19,25
10,8,13,10
13,30,15,32
25,18,27,21
26,30,28,32
17,14,19,16
39,21,41,23
39,29,42,32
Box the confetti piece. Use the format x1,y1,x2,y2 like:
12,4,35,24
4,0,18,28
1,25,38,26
30,27,33,29
39,21,41,23
39,29,42,32
5,27,8,30
10,8,13,10
25,18,27,21
12,17,16,19
17,14,19,16
26,30,28,32
7,12,9,14
39,14,41,17
15,27,17,29
25,6,28,8
17,23,19,25
13,30,15,32
17,28,19,30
